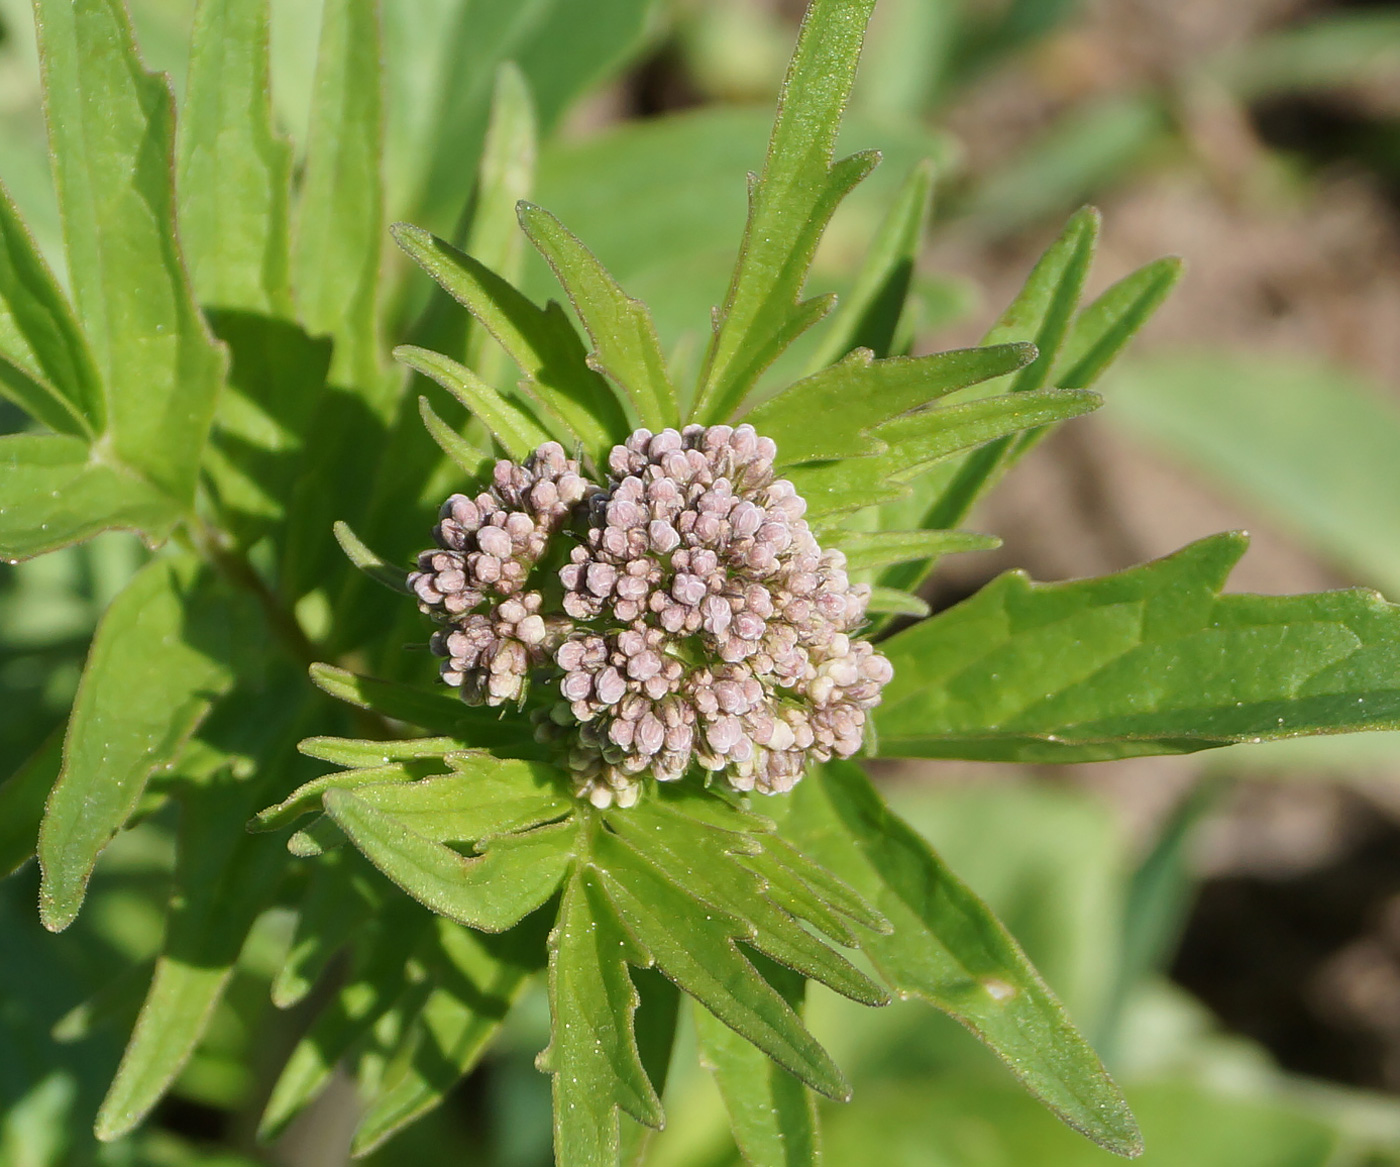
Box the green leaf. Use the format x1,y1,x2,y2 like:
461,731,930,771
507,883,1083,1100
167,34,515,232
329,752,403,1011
333,520,410,595
694,0,881,422
919,207,1099,533
252,758,452,832
35,0,226,503
324,790,575,931
0,180,102,435
352,918,541,1155
293,0,384,385
95,769,288,1140
0,435,179,561
789,387,1101,523
38,556,250,932
178,0,293,315
394,343,550,460
784,761,1142,1158
345,762,572,843
518,202,677,432
392,224,628,458
607,802,888,1007
273,847,385,1008
754,830,891,936
617,967,682,1167
876,533,1400,762
696,959,819,1167
0,728,61,878
747,342,1036,465
261,902,429,1141
298,735,463,768
863,586,930,618
308,662,535,749
830,529,1000,573
1107,350,1400,598
1054,257,1183,391
543,867,663,1167
590,826,849,1102
419,395,496,476
806,155,936,369
199,314,332,551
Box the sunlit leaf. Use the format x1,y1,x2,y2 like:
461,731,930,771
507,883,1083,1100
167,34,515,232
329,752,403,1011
748,342,1036,465
877,534,1400,762
178,0,292,316
806,156,936,369
293,0,384,386
392,224,627,458
0,180,102,435
696,959,819,1167
590,826,849,1102
519,201,677,431
35,0,226,504
0,434,178,561
781,761,1143,1157
693,0,880,422
324,791,575,932
544,866,662,1167
38,556,254,931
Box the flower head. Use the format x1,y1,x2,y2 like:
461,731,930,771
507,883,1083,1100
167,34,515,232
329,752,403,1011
411,425,892,806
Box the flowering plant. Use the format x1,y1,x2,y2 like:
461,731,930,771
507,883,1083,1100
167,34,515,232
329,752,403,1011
6,0,1400,1164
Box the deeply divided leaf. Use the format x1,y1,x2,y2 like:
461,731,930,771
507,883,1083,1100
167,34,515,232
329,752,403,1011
694,0,881,421
784,761,1143,1158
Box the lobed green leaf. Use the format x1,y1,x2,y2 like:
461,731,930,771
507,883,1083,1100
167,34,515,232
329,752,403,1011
876,533,1400,762
1054,257,1183,391
324,791,575,932
38,556,252,931
519,201,677,431
790,387,1101,523
693,0,881,422
392,223,627,459
608,803,888,1007
830,529,1000,573
783,761,1143,1158
0,180,102,435
345,761,572,843
696,959,820,1167
0,434,178,561
35,0,226,504
333,520,410,595
395,343,550,460
308,662,536,749
806,156,937,370
590,826,849,1102
544,866,663,1167
748,342,1036,465
178,0,293,316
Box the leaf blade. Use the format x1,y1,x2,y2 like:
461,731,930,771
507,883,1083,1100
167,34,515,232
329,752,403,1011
876,533,1400,761
785,761,1142,1157
37,557,249,931
35,0,226,503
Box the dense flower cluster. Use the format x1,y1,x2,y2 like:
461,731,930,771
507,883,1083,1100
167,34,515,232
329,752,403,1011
409,425,892,806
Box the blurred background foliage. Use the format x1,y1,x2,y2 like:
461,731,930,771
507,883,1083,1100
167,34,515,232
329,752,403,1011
7,0,1400,1163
